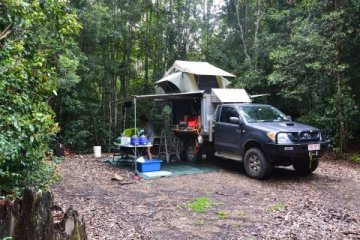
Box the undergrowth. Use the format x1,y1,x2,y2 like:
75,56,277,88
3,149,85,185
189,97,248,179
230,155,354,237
351,153,360,163
185,197,212,213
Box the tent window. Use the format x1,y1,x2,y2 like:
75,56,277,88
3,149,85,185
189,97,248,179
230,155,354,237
196,75,219,93
159,82,181,93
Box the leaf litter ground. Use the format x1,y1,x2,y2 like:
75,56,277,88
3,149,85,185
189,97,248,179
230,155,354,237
52,154,360,239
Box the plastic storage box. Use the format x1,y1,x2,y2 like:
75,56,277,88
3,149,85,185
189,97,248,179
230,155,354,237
137,159,162,172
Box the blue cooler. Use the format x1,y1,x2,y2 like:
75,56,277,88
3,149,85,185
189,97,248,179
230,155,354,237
130,136,139,146
137,159,162,172
139,136,148,145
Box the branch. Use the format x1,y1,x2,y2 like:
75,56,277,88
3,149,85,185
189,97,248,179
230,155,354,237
235,1,250,59
253,0,265,66
0,23,12,40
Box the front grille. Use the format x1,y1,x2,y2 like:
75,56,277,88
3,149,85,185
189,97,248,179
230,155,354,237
299,131,320,142
289,133,299,142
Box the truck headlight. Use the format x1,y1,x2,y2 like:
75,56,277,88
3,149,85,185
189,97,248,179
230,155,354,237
277,133,292,144
267,132,276,142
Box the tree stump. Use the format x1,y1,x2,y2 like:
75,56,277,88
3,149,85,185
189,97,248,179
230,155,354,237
0,187,87,240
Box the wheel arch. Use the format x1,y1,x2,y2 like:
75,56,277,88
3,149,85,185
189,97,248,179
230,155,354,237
242,140,264,158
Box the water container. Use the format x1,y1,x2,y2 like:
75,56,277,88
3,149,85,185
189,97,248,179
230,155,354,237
139,136,148,145
120,136,126,145
130,136,139,146
93,146,101,157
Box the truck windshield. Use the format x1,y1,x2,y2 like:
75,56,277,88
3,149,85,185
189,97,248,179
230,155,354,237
240,106,289,123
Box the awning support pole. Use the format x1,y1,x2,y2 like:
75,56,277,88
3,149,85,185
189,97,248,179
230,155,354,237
134,96,137,174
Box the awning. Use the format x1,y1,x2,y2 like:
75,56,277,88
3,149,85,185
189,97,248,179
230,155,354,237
165,60,235,77
211,88,251,103
249,93,270,98
135,91,205,101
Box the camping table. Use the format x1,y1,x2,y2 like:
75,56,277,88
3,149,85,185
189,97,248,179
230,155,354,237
113,143,153,174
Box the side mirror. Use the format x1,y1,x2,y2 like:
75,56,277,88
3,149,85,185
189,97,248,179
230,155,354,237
229,117,241,124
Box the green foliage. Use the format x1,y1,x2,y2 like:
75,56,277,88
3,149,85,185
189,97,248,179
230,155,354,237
185,197,212,213
352,154,360,163
44,0,360,155
0,0,80,196
267,0,360,153
216,211,228,219
266,203,285,212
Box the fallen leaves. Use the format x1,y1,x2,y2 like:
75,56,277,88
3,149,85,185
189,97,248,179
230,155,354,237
51,154,360,239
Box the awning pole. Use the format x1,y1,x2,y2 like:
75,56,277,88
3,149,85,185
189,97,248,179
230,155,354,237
134,96,137,174
134,96,137,158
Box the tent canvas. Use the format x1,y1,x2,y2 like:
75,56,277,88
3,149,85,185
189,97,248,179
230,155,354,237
164,60,235,77
155,60,235,94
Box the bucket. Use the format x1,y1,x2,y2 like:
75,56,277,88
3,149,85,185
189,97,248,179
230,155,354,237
93,146,101,158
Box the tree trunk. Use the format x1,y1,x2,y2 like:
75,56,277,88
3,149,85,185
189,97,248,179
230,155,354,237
0,187,87,240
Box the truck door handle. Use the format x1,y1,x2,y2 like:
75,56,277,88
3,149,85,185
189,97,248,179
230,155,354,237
235,129,242,133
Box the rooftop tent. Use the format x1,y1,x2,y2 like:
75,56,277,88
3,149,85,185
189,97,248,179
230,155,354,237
164,60,235,77
155,61,235,94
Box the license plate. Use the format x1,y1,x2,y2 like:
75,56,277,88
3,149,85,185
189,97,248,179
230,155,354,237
308,144,320,151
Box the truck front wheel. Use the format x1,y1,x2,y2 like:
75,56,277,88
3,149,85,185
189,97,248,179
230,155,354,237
244,148,272,179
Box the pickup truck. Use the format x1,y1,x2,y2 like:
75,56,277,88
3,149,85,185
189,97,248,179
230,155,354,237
208,103,330,179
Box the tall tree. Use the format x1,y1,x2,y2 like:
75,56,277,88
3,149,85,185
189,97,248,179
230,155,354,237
0,0,81,195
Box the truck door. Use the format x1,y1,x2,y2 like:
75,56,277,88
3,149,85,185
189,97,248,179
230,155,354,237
214,106,243,154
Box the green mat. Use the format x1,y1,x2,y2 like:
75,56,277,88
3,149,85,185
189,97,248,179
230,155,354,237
105,157,219,179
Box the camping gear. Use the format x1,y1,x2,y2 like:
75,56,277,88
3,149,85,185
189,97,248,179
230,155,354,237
115,137,122,144
94,146,101,157
179,121,187,129
136,156,145,163
130,136,139,146
186,116,198,128
123,128,139,137
120,136,131,145
154,60,234,94
136,159,163,172
142,171,172,178
139,135,148,145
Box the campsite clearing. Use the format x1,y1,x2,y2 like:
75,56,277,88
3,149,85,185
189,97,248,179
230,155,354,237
52,155,360,239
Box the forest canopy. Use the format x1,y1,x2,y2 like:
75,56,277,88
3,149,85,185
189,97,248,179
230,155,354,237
1,0,359,194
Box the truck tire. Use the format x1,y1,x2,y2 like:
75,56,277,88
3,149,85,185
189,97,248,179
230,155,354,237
293,159,319,174
182,142,201,162
244,148,272,179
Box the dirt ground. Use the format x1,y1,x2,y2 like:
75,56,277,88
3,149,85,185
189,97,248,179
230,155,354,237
52,154,360,240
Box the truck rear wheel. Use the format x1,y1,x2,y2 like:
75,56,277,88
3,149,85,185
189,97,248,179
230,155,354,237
293,159,319,174
244,148,272,179
182,142,201,162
